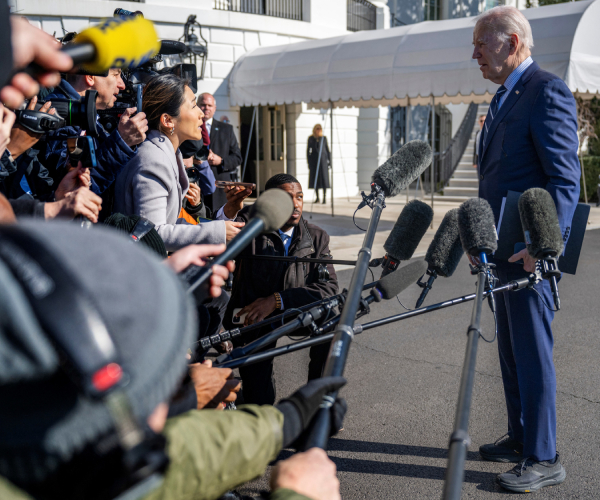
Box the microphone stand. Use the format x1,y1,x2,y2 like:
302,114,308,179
195,281,378,352
216,275,535,370
303,184,386,450
443,252,490,500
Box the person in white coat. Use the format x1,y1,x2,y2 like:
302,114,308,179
115,74,246,252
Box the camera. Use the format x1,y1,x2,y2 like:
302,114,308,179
98,9,200,133
186,166,203,185
14,90,98,136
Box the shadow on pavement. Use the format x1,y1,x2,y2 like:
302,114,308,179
328,437,480,461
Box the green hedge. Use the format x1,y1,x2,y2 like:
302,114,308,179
580,156,600,203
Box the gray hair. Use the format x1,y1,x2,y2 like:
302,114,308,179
475,6,534,51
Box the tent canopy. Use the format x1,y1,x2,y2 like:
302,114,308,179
229,0,600,108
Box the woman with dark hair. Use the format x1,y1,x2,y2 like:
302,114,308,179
114,74,245,251
307,124,330,204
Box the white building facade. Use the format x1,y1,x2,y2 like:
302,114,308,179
12,0,396,198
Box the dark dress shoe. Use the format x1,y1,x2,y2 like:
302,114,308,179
479,434,524,463
497,454,566,493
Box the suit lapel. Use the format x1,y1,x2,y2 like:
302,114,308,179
480,62,539,162
210,119,220,146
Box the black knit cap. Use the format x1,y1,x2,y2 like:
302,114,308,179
0,221,196,484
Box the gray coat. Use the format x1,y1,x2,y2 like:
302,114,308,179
114,130,226,251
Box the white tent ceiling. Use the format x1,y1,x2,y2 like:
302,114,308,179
229,0,600,109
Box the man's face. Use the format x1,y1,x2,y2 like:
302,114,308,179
478,115,486,129
278,182,303,229
472,28,512,84
198,94,216,121
92,69,125,110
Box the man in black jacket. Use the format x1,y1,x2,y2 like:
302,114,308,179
224,173,339,405
181,93,242,213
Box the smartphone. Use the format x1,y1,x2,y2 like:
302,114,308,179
232,308,247,325
215,180,256,190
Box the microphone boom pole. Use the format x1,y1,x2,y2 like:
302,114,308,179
303,184,387,449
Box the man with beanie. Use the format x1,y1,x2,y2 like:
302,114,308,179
0,221,345,500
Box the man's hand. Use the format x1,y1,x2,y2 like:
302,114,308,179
189,359,241,410
207,150,222,166
117,108,148,147
223,185,253,219
8,97,55,158
165,244,235,298
270,448,340,500
225,220,245,242
508,248,537,273
236,295,277,326
0,104,16,157
183,156,194,168
54,162,91,200
185,182,202,207
2,17,72,109
44,187,102,222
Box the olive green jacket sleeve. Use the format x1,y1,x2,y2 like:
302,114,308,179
144,404,285,500
0,477,34,500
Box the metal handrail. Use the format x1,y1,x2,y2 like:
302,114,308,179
213,0,303,21
437,103,478,189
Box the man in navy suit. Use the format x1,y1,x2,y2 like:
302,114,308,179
472,5,580,493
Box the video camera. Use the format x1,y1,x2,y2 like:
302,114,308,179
14,90,98,137
98,8,199,132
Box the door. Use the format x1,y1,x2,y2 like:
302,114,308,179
260,105,286,190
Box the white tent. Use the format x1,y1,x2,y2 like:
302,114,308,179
230,0,600,108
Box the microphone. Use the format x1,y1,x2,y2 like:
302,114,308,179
518,188,564,310
371,259,429,300
376,200,433,277
416,208,464,307
185,189,294,296
371,141,433,198
24,17,161,77
458,198,498,258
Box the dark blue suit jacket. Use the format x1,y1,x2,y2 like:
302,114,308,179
479,61,580,246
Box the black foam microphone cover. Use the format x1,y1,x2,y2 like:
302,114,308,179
458,198,498,256
371,141,432,198
375,260,428,300
384,200,433,262
518,188,564,259
425,208,464,277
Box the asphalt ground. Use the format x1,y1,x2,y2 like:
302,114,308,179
237,227,600,499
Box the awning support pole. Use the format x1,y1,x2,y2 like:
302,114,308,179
241,106,257,181
255,105,260,198
430,94,435,228
330,101,334,217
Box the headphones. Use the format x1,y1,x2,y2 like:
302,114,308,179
0,226,169,500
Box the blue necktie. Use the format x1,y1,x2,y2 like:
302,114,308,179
280,233,291,256
482,85,507,151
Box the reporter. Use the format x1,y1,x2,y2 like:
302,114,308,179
42,68,148,198
0,221,346,500
114,73,244,252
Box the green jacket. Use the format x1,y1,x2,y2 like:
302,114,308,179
0,405,311,500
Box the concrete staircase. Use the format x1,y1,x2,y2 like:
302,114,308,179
435,104,488,203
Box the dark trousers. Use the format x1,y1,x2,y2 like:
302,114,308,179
239,341,330,405
494,265,557,461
